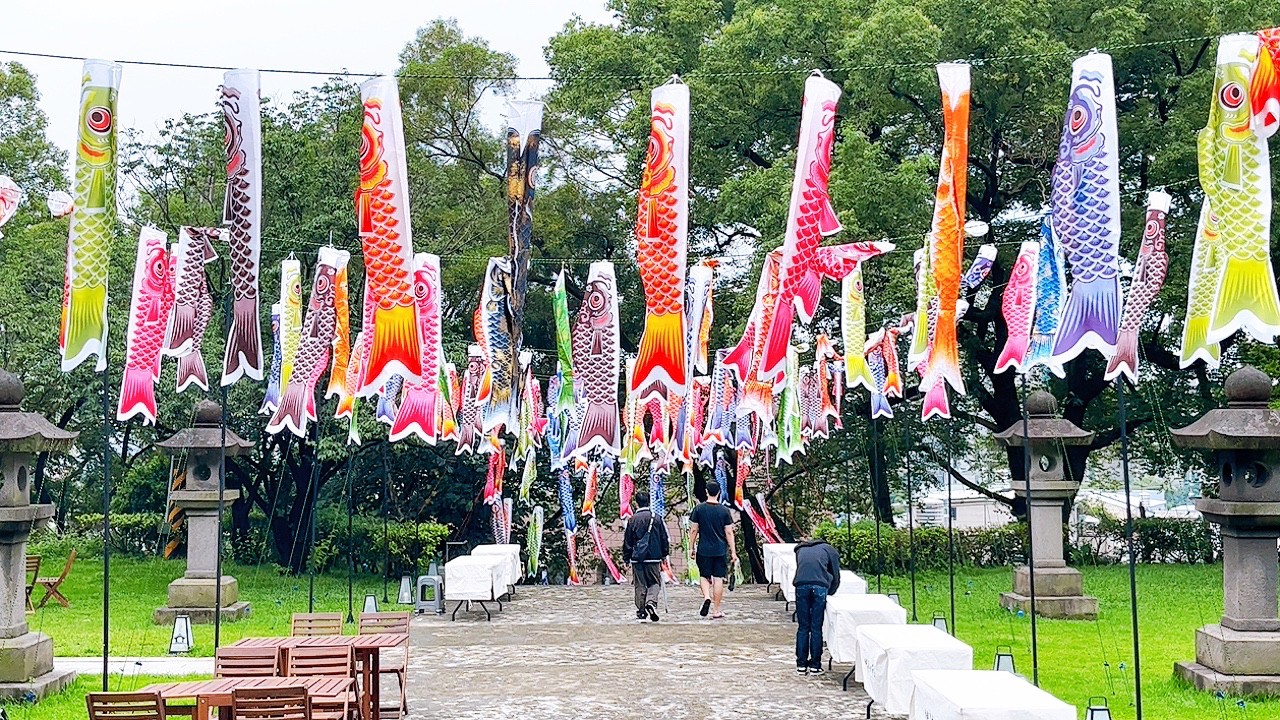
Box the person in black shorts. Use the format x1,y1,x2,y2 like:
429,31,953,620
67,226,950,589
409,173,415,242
689,480,736,619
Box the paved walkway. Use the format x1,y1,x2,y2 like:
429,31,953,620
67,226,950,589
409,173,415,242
54,656,213,676
407,583,886,719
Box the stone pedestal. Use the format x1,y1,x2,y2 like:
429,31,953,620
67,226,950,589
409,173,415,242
993,391,1098,619
0,370,79,700
152,489,250,624
1171,367,1280,696
153,401,255,626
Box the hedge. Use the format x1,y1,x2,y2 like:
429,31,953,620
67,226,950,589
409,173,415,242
815,516,1219,574
32,511,449,576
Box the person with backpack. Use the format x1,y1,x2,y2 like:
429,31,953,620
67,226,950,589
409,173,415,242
622,493,671,622
793,537,842,674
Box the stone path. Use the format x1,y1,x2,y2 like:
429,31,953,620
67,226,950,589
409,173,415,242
406,583,887,719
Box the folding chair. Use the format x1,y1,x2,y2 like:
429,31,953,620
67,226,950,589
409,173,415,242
232,686,312,720
24,555,40,613
216,645,281,677
86,691,166,720
290,611,344,636
358,612,411,715
286,646,357,720
35,548,76,609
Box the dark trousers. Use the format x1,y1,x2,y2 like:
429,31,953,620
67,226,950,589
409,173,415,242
633,562,662,610
795,584,828,669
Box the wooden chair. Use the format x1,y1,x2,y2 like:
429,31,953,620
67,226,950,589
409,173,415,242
358,612,410,715
215,645,281,677
86,691,166,720
286,646,356,720
24,555,40,613
34,549,75,609
232,686,311,720
290,611,343,636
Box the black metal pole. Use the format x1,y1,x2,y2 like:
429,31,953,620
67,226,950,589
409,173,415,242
946,428,956,636
307,416,320,612
381,442,390,604
870,418,882,593
100,366,112,691
345,453,355,624
1118,380,1143,719
215,286,231,650
904,421,917,622
215,384,227,649
1019,374,1039,686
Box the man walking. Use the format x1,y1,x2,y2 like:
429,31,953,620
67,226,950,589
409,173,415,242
689,480,736,619
793,536,841,674
622,494,670,622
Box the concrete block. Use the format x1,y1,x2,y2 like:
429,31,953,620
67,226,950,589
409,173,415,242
0,632,52,683
166,576,238,608
1175,660,1280,697
0,667,75,701
1012,565,1085,597
154,601,252,625
999,592,1098,620
1194,624,1280,676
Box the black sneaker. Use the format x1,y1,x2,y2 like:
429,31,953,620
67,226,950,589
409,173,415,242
636,609,647,620
808,666,825,676
700,598,711,617
646,604,660,622
796,666,808,675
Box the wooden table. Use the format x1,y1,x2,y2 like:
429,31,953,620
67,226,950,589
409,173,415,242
143,676,352,720
231,633,409,720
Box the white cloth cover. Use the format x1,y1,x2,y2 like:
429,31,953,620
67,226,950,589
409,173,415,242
823,594,906,670
763,543,795,582
909,669,1076,720
834,570,868,595
777,553,797,602
857,624,973,715
444,556,504,601
473,544,521,591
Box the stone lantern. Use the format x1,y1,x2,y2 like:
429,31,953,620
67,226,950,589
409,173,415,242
994,390,1099,619
1172,366,1280,695
0,369,76,698
153,400,253,624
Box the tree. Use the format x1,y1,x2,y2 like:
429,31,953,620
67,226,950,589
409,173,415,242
544,0,1280,534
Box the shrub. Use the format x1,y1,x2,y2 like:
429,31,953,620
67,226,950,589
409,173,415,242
816,516,1219,573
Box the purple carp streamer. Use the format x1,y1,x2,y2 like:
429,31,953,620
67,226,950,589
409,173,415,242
1049,53,1124,365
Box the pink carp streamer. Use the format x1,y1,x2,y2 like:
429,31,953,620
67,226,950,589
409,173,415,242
588,516,624,584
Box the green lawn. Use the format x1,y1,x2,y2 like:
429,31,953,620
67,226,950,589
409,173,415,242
874,563,1275,720
17,555,1277,720
26,553,395,657
5,675,206,720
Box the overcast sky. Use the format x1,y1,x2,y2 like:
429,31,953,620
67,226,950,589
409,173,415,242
0,0,615,168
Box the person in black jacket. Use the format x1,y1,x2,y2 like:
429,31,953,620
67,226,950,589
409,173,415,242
622,494,670,622
793,538,841,674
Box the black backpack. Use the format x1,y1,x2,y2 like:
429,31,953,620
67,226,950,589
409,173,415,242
631,510,657,561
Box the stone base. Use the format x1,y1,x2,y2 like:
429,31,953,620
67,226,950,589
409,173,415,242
1013,566,1084,597
1175,661,1280,696
167,576,238,608
0,668,76,701
1000,592,1099,620
1192,623,1280,676
0,632,53,682
153,601,251,625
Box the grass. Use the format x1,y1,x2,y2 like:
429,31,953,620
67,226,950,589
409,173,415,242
5,675,206,720
873,563,1276,720
17,555,1277,719
25,553,394,657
